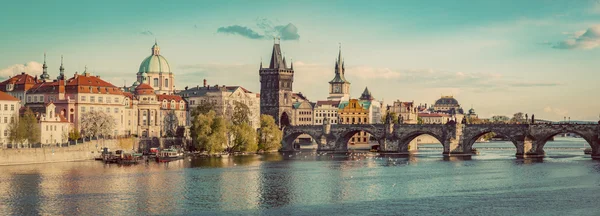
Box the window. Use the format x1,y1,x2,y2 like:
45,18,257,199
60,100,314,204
27,96,31,102
114,97,119,103
40,96,44,102
3,104,6,110
3,130,6,137
10,117,14,123
82,107,86,112
3,117,6,123
165,79,169,87
90,107,94,111
153,78,159,87
114,108,118,113
81,96,86,101
10,104,14,111
90,96,95,103
98,97,103,103
106,108,110,113
128,120,131,126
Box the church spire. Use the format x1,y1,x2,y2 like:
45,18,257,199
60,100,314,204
40,52,50,80
329,44,349,84
58,55,65,80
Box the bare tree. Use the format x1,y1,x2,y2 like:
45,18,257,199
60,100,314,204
80,111,116,138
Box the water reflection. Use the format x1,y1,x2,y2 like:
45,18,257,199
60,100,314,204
0,139,599,215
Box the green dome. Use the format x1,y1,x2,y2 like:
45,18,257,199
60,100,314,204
138,43,171,73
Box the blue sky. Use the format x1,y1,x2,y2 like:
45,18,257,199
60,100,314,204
1,0,600,121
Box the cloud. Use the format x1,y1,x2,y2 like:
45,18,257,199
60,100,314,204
552,25,600,49
217,25,265,39
543,106,569,117
0,61,43,78
274,23,300,40
140,30,153,36
217,18,300,40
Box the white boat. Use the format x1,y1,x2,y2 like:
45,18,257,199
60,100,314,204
155,148,183,162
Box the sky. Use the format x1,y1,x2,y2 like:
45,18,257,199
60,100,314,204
1,0,600,121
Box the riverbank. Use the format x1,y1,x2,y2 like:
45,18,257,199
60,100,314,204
0,139,120,166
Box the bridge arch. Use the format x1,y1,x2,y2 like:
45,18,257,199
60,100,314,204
281,131,322,151
396,130,445,152
463,130,520,150
534,129,595,153
335,128,384,151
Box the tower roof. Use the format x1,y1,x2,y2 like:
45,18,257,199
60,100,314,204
359,87,374,100
329,45,350,84
268,41,290,69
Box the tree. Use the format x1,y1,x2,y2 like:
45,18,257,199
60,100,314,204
163,110,179,137
191,102,214,117
20,108,40,147
258,114,282,151
511,112,525,124
417,116,423,124
481,132,496,141
491,115,510,123
191,110,227,154
232,101,250,125
7,114,26,148
229,122,258,152
80,111,116,138
68,128,81,141
381,112,399,124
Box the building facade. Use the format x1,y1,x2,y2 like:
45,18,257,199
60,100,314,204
388,100,418,124
178,82,260,129
292,100,313,126
338,99,372,149
259,41,295,127
313,100,340,125
418,113,450,124
38,102,71,144
0,92,20,146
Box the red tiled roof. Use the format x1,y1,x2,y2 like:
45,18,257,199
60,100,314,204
27,80,65,94
0,91,19,101
65,73,123,95
0,73,38,91
135,83,155,95
157,94,184,102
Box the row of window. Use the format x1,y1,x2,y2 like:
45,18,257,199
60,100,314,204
2,117,15,124
298,111,311,115
339,117,369,124
152,78,169,88
316,113,337,118
81,96,120,104
2,104,16,111
314,119,337,124
298,117,312,122
81,107,120,114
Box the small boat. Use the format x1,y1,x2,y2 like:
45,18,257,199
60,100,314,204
156,148,184,162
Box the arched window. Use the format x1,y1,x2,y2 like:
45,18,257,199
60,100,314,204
165,79,169,87
153,78,159,87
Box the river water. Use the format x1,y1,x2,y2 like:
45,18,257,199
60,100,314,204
1,137,599,216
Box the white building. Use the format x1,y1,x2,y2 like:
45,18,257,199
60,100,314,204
38,102,71,144
313,100,340,125
0,91,20,147
178,80,260,129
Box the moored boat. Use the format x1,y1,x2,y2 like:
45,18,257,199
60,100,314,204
156,148,184,162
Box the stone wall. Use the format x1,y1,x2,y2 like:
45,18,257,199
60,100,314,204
0,139,120,166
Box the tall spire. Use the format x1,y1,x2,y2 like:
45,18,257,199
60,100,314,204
40,52,50,80
329,44,349,84
58,55,65,80
268,42,285,69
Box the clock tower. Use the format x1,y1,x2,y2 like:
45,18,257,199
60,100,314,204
327,45,350,101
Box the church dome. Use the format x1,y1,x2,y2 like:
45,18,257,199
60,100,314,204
138,42,171,73
434,96,459,105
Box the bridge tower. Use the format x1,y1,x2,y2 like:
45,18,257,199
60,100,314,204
259,39,294,127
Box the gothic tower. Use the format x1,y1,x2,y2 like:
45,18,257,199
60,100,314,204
327,45,350,101
259,40,294,127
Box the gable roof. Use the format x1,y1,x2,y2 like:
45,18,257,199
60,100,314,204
0,91,19,101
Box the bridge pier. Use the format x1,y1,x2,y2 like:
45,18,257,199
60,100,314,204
444,124,471,156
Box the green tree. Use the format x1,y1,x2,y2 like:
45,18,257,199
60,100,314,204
417,116,423,124
258,114,282,151
511,112,525,124
491,115,510,123
191,110,226,154
229,122,258,152
21,108,40,147
481,132,496,141
231,101,250,125
381,112,399,124
191,102,214,117
7,114,26,148
68,128,81,141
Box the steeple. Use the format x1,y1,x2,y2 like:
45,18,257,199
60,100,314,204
152,40,160,56
290,58,293,69
40,52,50,80
268,38,287,69
329,44,350,84
58,55,65,80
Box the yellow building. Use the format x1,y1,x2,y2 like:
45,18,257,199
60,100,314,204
338,99,371,149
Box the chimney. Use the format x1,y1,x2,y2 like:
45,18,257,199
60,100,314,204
203,79,207,87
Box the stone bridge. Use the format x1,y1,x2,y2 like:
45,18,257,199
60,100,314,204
281,122,600,158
